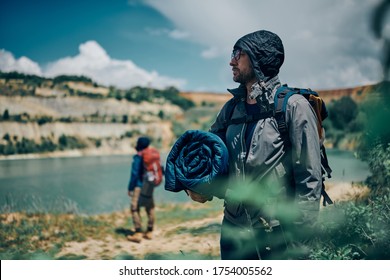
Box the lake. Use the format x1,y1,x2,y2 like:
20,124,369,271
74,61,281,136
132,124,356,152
0,149,370,214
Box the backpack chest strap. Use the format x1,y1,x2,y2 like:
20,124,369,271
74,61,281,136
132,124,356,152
226,110,274,126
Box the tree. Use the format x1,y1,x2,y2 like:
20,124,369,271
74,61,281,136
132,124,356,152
2,109,9,120
329,96,358,130
158,110,164,119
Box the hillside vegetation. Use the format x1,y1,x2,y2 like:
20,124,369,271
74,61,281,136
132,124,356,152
0,72,194,157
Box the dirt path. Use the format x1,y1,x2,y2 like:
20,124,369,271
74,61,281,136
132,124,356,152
56,210,223,260
324,181,370,204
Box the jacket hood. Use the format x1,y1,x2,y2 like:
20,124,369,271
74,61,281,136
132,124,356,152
233,30,284,82
135,136,150,151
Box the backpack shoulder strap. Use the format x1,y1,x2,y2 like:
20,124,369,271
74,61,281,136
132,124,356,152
274,85,323,142
274,85,296,144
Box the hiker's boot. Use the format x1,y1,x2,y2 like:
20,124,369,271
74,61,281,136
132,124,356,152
127,232,143,243
144,231,153,240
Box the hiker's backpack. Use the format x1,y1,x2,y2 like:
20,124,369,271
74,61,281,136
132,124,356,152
224,85,333,206
274,85,333,206
139,146,163,186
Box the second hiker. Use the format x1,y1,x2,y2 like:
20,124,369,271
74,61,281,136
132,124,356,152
127,136,163,243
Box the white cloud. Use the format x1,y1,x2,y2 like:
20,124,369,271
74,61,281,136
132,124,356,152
143,0,249,55
143,0,384,89
0,49,42,76
0,42,186,90
201,47,220,59
146,27,189,40
168,29,189,39
44,41,186,89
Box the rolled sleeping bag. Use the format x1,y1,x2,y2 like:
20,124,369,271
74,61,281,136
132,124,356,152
164,130,229,199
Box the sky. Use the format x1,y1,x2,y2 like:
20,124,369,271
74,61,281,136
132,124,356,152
0,0,388,93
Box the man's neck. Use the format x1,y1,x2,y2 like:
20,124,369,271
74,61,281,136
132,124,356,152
246,96,257,104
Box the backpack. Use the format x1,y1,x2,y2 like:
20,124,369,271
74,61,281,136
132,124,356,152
224,85,333,206
274,85,333,206
139,146,163,186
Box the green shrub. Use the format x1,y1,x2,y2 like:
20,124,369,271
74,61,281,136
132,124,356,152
311,192,390,259
328,96,358,130
53,75,92,84
2,109,10,120
39,137,57,152
58,135,87,150
37,116,53,125
124,86,195,110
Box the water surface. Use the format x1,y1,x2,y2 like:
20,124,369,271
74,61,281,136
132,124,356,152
0,149,370,214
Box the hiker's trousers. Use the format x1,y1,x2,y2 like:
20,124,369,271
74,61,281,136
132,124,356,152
130,186,155,232
220,217,288,260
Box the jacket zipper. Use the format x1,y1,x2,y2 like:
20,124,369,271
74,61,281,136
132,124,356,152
240,123,247,181
241,123,262,259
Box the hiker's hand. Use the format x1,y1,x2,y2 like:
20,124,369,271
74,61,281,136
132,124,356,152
128,191,133,197
186,190,212,203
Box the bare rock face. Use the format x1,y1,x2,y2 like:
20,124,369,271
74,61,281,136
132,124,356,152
0,92,182,156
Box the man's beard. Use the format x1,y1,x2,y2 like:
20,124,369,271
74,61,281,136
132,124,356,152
233,68,256,84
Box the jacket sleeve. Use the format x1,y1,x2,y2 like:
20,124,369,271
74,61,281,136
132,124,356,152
128,154,143,191
285,95,323,224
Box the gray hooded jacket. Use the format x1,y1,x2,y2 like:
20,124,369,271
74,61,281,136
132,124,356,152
210,30,322,228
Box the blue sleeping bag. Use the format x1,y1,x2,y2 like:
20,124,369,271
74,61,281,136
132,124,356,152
164,130,229,199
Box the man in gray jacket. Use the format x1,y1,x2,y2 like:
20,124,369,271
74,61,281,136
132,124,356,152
188,30,322,259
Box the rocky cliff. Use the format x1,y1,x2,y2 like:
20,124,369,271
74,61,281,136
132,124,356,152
0,74,185,158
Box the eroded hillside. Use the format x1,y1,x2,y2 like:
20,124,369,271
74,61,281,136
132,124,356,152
0,73,187,158
0,71,385,158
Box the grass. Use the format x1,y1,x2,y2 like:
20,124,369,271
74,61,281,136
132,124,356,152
5,189,387,260
0,200,223,260
0,212,113,259
156,199,223,225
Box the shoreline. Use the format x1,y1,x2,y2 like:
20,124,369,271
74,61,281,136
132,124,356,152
0,147,171,161
0,149,129,161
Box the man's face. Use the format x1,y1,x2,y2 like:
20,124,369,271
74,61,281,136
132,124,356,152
230,49,256,85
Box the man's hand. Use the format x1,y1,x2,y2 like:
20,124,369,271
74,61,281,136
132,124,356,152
128,190,133,197
186,189,212,203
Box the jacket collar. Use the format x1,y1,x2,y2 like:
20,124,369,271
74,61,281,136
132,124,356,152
227,75,282,103
227,83,247,99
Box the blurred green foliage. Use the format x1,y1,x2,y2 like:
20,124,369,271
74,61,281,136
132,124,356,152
328,96,358,130
311,193,390,259
0,134,87,155
310,83,390,259
122,86,195,110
